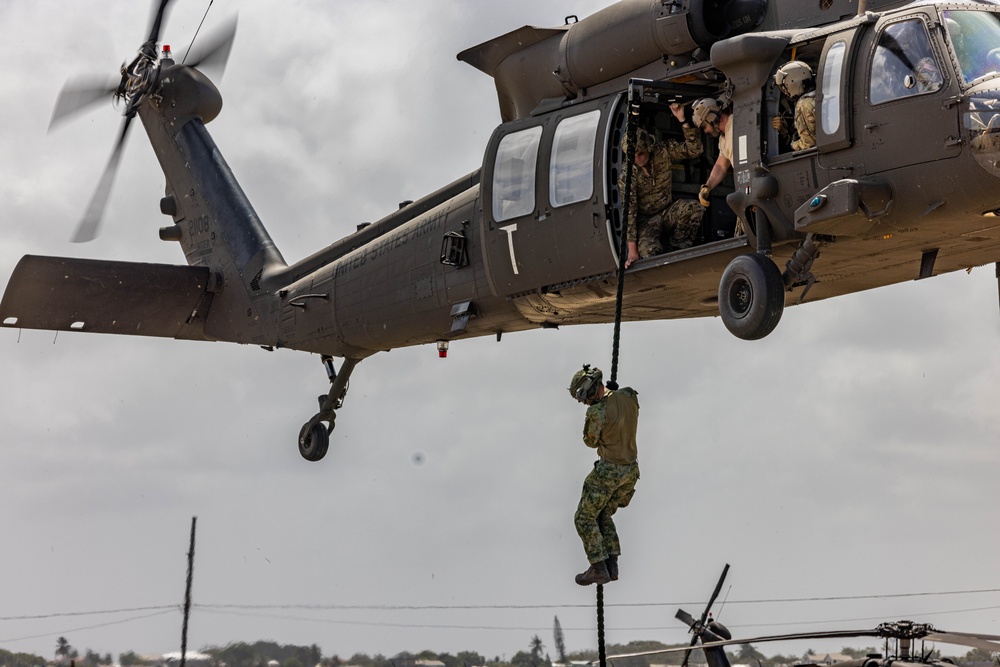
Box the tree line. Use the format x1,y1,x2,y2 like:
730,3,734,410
2,625,996,667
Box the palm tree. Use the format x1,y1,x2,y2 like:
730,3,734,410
529,637,545,663
55,638,72,662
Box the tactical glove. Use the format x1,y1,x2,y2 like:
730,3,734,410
698,184,711,207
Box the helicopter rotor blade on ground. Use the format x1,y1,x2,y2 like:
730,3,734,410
924,631,1000,653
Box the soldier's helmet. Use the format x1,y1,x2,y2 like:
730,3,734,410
691,98,722,128
621,127,653,156
569,364,603,403
774,61,814,99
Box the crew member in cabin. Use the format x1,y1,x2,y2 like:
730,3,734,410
694,97,741,236
772,60,817,151
620,102,705,268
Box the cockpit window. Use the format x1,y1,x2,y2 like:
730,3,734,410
869,19,943,105
942,10,1000,86
966,93,1000,178
493,126,542,221
549,110,600,208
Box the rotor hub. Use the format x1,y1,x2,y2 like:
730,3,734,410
118,49,161,113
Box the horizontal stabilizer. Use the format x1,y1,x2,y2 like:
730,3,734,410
1,255,214,340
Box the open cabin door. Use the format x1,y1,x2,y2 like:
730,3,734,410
480,96,624,297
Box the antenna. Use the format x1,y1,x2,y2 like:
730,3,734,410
183,0,216,64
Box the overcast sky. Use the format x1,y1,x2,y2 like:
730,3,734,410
1,0,999,663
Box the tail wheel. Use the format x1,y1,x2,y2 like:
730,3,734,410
298,421,330,461
719,253,784,340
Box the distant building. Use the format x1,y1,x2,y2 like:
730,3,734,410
162,652,212,667
803,653,854,665
392,660,445,667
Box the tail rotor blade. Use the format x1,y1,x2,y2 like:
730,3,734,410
145,0,174,47
677,564,730,667
182,15,238,80
702,563,730,623
676,609,697,628
71,114,133,243
49,76,120,130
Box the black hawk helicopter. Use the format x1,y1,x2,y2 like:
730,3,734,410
5,0,1000,460
604,565,1000,667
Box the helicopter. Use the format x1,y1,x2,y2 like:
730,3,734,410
603,565,1000,667
4,0,1000,461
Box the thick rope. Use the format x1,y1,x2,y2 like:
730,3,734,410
180,516,197,667
597,584,607,667
596,84,641,667
607,85,640,391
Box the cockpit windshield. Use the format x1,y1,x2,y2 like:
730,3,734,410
942,10,1000,86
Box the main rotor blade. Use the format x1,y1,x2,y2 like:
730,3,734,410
925,632,1000,653
71,114,133,243
605,628,885,662
49,76,120,130
182,15,238,80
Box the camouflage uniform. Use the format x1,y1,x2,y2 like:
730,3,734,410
621,128,705,257
574,387,640,564
791,92,816,151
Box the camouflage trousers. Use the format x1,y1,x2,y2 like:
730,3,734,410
574,459,640,564
637,199,705,258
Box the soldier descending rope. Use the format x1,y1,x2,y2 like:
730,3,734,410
568,365,640,586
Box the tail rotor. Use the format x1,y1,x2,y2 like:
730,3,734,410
676,563,732,667
48,0,236,242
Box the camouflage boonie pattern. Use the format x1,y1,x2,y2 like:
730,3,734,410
620,126,704,250
791,92,816,151
575,460,640,563
635,199,706,256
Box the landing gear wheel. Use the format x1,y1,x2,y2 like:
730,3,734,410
719,253,785,340
298,420,330,462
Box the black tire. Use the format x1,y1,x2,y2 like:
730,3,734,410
718,253,785,340
298,421,330,462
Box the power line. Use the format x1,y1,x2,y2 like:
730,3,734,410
192,603,1000,635
0,609,177,645
1,588,997,639
0,606,176,622
193,588,1000,612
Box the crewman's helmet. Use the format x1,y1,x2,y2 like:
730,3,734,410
621,127,653,157
774,60,814,99
569,364,603,403
691,98,723,128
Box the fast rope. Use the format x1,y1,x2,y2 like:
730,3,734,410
596,81,642,667
606,83,641,392
179,516,197,667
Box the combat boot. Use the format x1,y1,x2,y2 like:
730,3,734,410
605,554,619,581
575,560,611,586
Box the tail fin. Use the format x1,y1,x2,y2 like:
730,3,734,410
1,255,215,341
137,64,287,345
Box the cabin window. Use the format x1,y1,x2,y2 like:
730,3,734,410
549,110,600,208
820,40,846,135
942,10,1000,86
492,126,542,221
869,19,943,105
